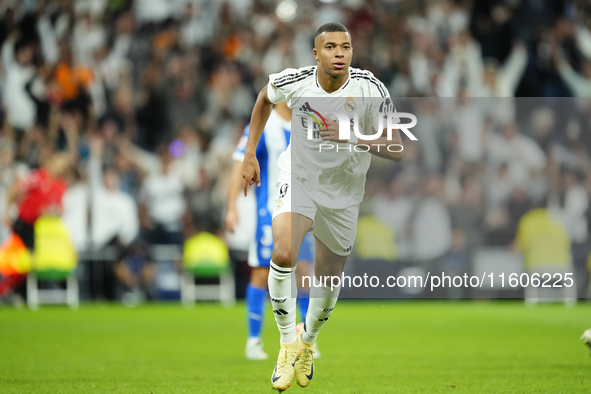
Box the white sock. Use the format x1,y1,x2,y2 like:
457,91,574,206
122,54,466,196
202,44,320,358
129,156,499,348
268,261,297,344
302,284,341,343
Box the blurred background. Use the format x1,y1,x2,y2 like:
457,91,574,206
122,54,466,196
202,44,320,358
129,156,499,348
0,0,590,305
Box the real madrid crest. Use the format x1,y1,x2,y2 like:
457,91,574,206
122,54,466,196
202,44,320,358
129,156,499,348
345,96,356,112
276,199,283,211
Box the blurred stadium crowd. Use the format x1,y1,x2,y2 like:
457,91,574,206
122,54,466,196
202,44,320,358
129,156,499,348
0,0,590,301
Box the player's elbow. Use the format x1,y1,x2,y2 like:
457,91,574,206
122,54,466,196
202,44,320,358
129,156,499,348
389,144,404,162
258,84,273,106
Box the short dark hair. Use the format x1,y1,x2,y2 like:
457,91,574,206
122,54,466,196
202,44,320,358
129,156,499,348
315,22,350,40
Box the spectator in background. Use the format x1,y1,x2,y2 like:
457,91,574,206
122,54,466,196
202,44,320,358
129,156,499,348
466,42,528,98
515,198,572,284
529,107,556,155
549,168,590,247
483,205,514,246
175,123,203,191
65,135,139,301
112,148,141,199
486,162,514,208
53,40,94,107
488,123,547,197
508,187,533,226
134,143,188,247
136,56,168,151
470,2,516,61
1,152,70,297
450,176,484,254
451,97,487,163
412,99,444,171
556,54,591,97
60,164,86,253
2,31,38,147
4,152,70,250
87,135,139,255
97,116,122,165
408,174,452,268
115,240,155,305
207,62,254,127
439,30,482,96
170,73,200,127
0,138,28,244
371,174,414,260
440,228,469,297
72,10,105,67
107,86,135,138
549,167,590,297
408,29,435,96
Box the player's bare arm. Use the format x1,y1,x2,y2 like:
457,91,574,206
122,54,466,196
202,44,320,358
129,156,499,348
225,161,244,233
319,117,404,162
242,84,274,196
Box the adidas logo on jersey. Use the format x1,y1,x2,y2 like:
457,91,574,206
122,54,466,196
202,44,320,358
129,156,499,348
299,102,313,112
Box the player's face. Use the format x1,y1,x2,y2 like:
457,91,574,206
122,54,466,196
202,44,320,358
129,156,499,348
313,32,352,77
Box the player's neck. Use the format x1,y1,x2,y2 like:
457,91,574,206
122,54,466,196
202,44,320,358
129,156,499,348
316,66,349,94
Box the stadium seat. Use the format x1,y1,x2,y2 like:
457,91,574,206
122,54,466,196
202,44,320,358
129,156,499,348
26,270,79,310
181,232,234,307
523,265,577,306
27,217,79,310
473,247,523,297
148,244,183,300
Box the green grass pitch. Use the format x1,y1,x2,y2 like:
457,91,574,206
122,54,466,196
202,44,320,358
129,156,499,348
1,301,590,393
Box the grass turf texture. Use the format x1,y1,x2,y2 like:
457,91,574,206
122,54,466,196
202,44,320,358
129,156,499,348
0,301,590,393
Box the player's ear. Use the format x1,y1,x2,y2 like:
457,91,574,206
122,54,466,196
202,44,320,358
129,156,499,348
313,47,318,61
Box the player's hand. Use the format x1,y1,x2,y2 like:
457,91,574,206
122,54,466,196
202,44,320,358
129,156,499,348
319,116,349,143
224,209,239,233
242,155,260,196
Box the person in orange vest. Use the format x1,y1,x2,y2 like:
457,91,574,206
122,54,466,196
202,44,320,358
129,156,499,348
53,41,94,105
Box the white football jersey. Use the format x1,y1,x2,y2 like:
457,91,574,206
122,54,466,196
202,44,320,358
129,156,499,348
267,65,392,208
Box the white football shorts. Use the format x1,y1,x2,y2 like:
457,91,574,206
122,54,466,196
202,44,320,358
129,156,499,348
272,171,359,257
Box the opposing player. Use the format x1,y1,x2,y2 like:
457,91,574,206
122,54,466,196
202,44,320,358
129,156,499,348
225,102,318,360
241,23,405,391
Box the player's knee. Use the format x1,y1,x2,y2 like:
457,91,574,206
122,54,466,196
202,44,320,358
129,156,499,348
272,246,292,268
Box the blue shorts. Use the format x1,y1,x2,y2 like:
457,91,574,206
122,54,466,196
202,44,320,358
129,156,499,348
247,216,315,268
